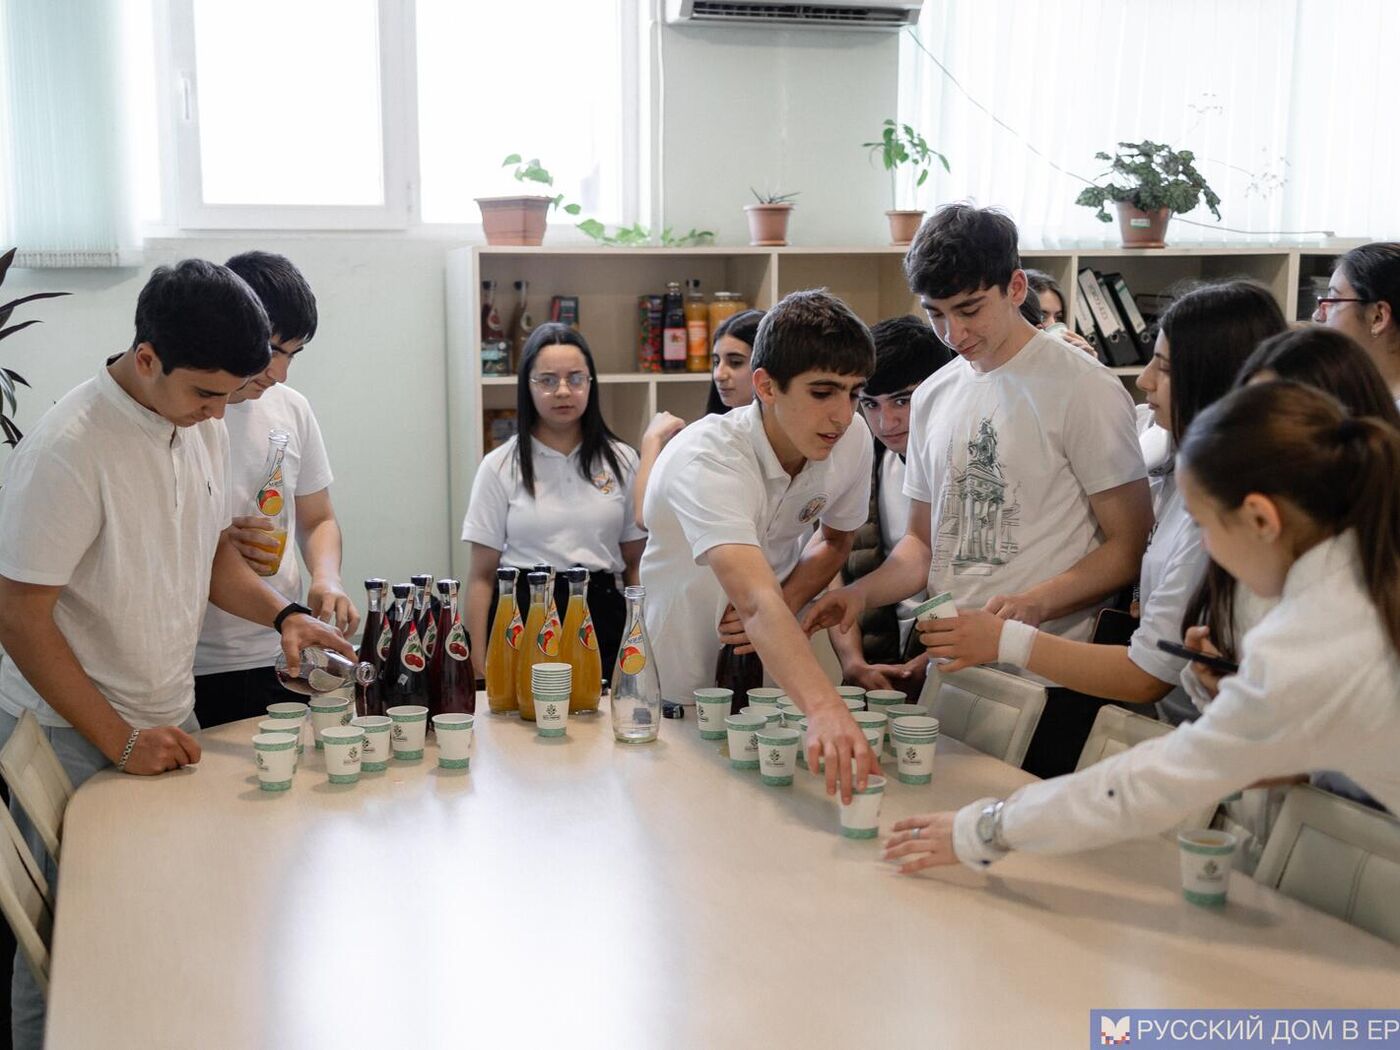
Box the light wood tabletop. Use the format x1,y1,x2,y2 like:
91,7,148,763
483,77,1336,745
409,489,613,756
46,698,1400,1049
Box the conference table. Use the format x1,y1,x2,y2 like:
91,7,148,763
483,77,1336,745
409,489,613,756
46,697,1400,1049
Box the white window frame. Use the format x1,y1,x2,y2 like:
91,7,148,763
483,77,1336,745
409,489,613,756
167,0,417,230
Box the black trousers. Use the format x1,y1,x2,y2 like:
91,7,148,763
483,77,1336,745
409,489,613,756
194,665,300,729
1021,688,1136,779
488,569,627,688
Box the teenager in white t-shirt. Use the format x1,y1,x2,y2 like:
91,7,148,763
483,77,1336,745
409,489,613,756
882,382,1400,871
194,251,358,726
921,281,1288,727
462,323,646,680
805,205,1153,779
641,290,878,801
1313,242,1400,403
831,316,955,693
0,260,354,1050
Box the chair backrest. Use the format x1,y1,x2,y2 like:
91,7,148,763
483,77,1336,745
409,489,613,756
1075,704,1172,772
0,802,52,995
1254,784,1400,946
0,711,75,863
919,665,1046,767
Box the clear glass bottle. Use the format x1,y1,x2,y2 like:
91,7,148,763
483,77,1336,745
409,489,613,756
611,585,661,743
275,645,375,697
251,429,292,577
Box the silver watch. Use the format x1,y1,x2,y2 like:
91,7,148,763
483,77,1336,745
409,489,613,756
976,800,1008,851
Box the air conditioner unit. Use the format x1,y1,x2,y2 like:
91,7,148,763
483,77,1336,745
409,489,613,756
664,0,923,31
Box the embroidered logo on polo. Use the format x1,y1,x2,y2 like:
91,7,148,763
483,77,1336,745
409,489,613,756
592,471,616,495
797,495,828,524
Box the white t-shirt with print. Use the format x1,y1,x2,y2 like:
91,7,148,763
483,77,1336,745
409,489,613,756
639,402,873,702
0,366,231,728
904,331,1146,645
461,436,646,573
194,384,334,675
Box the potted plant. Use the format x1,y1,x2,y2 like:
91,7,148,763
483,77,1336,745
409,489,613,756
744,189,798,247
1075,141,1222,248
863,119,949,245
0,247,68,448
475,156,582,247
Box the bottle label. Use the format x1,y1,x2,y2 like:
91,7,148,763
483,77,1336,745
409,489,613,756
376,618,393,661
537,611,560,658
619,618,646,675
400,622,426,673
579,611,598,651
663,329,687,362
506,604,524,650
256,466,284,516
446,618,470,662
423,619,438,659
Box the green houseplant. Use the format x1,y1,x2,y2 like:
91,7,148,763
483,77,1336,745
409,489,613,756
863,119,949,245
1075,141,1222,248
744,189,799,246
0,247,69,448
475,155,582,246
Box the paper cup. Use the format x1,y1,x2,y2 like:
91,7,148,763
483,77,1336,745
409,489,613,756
781,706,807,730
1178,829,1238,906
534,694,570,738
885,704,929,755
433,713,474,768
839,775,886,839
835,685,866,704
266,701,309,754
841,696,865,713
852,711,887,754
320,725,365,784
739,705,782,728
309,695,353,749
351,715,392,771
786,716,809,768
258,719,300,771
694,688,733,739
253,732,297,791
387,705,429,760
745,687,785,715
725,712,766,770
757,726,800,786
893,727,937,785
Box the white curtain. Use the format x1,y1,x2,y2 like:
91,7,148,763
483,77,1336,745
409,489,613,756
0,0,143,266
899,0,1400,247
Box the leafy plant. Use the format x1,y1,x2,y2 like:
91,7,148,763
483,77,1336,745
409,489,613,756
863,119,949,210
501,154,581,215
576,220,714,248
0,248,69,447
750,188,800,206
1075,141,1222,223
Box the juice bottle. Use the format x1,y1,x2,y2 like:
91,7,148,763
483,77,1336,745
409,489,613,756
485,568,520,714
515,572,557,721
509,279,535,372
412,574,437,664
356,578,387,716
250,429,291,577
434,578,475,716
611,586,661,743
661,281,687,372
558,567,602,714
385,584,429,710
684,278,709,373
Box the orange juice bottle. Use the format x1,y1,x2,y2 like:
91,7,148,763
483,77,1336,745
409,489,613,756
515,572,559,721
251,429,291,577
558,567,602,714
484,568,519,714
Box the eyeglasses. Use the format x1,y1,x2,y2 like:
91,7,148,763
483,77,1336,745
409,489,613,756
528,371,592,392
1312,296,1370,321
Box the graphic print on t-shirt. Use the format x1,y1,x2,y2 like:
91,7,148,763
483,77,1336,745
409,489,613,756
931,416,1022,578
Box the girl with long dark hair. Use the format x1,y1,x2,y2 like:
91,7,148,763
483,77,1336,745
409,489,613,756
1314,242,1400,402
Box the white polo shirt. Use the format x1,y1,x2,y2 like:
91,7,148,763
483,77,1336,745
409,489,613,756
904,331,1146,644
639,401,873,702
461,435,646,573
0,365,231,728
195,384,334,675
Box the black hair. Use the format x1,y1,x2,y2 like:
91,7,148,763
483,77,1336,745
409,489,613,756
749,290,874,391
1179,382,1400,656
1156,280,1287,442
225,251,318,344
1338,242,1400,334
1024,269,1067,324
132,259,271,376
513,322,629,499
903,203,1020,301
864,315,955,397
705,308,764,415
1018,289,1044,327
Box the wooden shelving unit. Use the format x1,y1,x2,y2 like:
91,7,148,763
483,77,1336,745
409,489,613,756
445,241,1359,579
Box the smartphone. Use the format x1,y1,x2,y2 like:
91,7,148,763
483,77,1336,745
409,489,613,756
1155,639,1239,675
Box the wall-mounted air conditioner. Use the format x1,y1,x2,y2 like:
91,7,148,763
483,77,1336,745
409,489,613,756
664,0,923,31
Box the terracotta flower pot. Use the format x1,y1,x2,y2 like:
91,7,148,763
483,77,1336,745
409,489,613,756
1114,202,1172,249
886,209,925,246
744,204,794,247
475,195,554,246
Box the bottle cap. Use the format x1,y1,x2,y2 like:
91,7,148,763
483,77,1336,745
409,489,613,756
527,572,549,586
391,583,411,598
497,567,518,582
564,567,588,583
436,579,458,593
410,573,432,587
364,578,386,590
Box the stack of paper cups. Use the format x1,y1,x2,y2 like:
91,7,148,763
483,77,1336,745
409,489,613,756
891,715,939,785
532,662,572,737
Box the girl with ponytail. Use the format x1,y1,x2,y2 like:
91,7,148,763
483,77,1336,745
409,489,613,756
881,381,1400,872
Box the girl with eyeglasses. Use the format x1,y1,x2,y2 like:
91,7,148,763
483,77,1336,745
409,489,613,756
1314,242,1400,404
461,323,646,681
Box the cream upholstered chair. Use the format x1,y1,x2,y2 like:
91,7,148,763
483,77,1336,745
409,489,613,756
1254,784,1400,946
0,710,75,863
918,665,1046,767
0,801,53,996
1075,704,1216,830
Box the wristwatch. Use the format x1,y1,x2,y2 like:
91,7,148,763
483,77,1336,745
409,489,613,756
976,799,1008,852
273,602,314,633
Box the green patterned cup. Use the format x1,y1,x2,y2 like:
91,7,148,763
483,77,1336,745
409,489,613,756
852,711,887,754
387,705,428,760
745,687,785,715
432,713,474,768
351,715,392,771
320,725,365,784
1178,829,1238,906
725,712,766,770
739,705,782,728
839,774,885,838
694,688,733,740
253,732,297,791
266,702,309,754
309,695,353,749
757,726,800,786
534,693,570,738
